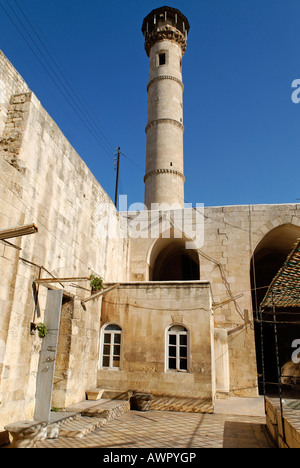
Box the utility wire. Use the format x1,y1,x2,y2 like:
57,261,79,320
3,2,299,243
5,0,299,232
14,0,115,157
2,3,299,329
1,0,115,164
119,150,270,236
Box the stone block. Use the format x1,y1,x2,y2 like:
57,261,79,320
4,420,47,448
85,388,104,400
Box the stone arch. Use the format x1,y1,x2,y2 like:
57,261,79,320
250,223,300,395
148,228,200,281
253,214,300,249
251,223,300,307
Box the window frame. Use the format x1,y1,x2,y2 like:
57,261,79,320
165,324,190,373
156,50,168,67
99,323,122,370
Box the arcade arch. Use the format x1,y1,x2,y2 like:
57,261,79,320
148,230,200,281
250,223,300,394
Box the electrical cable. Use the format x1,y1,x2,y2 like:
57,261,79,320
14,0,115,157
3,2,300,327
1,0,115,164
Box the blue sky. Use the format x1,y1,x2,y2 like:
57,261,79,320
1,0,300,208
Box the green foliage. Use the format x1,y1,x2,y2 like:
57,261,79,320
90,275,104,293
36,322,47,338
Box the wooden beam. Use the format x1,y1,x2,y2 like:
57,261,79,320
82,283,120,304
34,277,90,284
212,293,243,310
0,224,38,240
0,239,22,250
227,324,245,336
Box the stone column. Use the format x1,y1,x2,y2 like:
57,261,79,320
142,7,190,209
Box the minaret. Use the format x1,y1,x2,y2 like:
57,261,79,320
142,6,190,209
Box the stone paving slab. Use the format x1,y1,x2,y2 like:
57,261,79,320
214,396,265,417
35,410,275,449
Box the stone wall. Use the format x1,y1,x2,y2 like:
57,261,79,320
266,397,300,448
0,51,29,138
0,51,129,431
98,282,215,413
128,204,300,397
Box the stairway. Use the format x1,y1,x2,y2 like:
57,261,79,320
5,395,131,447
47,398,131,439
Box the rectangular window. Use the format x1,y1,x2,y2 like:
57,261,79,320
159,53,166,66
167,326,189,372
101,325,122,369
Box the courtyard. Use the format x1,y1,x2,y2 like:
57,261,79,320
35,409,274,449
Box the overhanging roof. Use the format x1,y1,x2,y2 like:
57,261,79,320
260,238,300,309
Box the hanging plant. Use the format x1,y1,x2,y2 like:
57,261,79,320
36,322,48,338
90,275,104,294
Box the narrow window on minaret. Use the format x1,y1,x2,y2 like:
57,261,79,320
159,53,166,65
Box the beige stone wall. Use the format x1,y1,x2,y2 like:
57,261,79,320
98,282,215,411
0,51,29,138
1,42,300,433
0,52,129,430
128,204,300,397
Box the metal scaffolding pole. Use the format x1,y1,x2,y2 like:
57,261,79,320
271,291,286,445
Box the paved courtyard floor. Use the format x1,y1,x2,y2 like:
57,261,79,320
36,410,275,449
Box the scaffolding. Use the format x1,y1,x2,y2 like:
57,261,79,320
258,238,300,443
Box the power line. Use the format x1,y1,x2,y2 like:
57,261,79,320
1,0,116,164
119,151,269,236
3,0,299,237
18,0,115,150
15,0,115,157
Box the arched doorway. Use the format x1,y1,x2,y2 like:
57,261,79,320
148,231,200,281
250,223,300,395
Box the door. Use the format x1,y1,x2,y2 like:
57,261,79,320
34,289,63,421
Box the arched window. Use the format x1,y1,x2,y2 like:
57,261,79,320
166,325,189,372
100,324,122,369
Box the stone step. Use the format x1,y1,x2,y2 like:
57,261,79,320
4,399,131,446
58,416,107,438
85,388,132,401
101,389,133,401
86,388,104,401
54,398,130,439
283,399,300,411
82,400,130,421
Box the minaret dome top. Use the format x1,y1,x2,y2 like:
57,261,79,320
142,6,190,57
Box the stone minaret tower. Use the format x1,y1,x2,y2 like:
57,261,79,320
142,6,190,209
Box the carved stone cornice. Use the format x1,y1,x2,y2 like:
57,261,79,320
144,168,185,183
145,118,184,134
147,75,184,92
144,25,187,57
